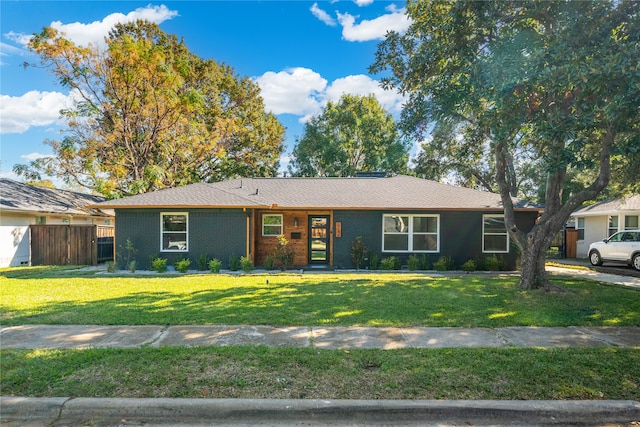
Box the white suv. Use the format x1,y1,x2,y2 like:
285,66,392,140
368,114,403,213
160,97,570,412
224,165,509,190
588,229,640,271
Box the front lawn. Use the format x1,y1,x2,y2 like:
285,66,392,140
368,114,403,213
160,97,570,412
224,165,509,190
2,347,638,400
1,268,638,327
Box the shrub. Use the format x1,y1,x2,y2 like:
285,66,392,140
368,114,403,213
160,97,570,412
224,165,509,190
197,254,209,271
485,254,506,271
118,238,137,270
433,256,455,271
263,254,275,270
380,256,399,270
228,254,241,271
105,261,117,273
474,256,487,271
174,258,191,273
461,259,476,272
369,253,379,270
274,234,295,271
351,236,368,269
128,260,137,273
408,254,420,271
151,257,168,273
209,258,222,273
241,256,254,272
419,254,431,270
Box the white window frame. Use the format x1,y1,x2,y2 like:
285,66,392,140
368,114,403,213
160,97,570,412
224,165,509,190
382,214,439,253
608,216,618,238
482,214,510,253
624,215,639,230
262,214,283,236
160,212,189,252
576,217,585,241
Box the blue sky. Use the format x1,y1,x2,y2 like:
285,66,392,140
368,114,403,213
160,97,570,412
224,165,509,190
0,1,410,183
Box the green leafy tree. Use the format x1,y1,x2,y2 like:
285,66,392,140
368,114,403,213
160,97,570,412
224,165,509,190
372,1,640,289
15,21,284,198
290,94,409,177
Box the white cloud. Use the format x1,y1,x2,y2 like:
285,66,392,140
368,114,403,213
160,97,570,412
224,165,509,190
337,6,411,41
354,0,374,6
255,68,328,117
324,75,406,113
6,5,178,49
0,90,71,134
21,152,53,161
310,3,337,26
255,68,406,123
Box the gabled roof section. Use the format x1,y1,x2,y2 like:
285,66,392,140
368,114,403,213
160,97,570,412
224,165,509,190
0,178,112,217
89,182,269,209
91,175,539,211
573,194,640,216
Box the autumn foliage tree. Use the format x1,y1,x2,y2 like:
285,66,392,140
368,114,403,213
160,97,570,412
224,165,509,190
16,21,284,198
372,1,640,289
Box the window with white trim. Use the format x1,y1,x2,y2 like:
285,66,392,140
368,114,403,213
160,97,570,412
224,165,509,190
483,215,509,253
576,217,585,241
382,214,439,252
624,215,639,230
161,213,188,252
608,216,618,238
262,214,283,236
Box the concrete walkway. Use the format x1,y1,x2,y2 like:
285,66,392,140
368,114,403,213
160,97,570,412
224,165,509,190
2,324,639,349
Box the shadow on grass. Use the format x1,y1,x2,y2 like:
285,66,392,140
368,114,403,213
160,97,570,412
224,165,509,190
2,273,639,327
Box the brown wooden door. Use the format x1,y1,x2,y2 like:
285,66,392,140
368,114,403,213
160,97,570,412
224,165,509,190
565,229,579,258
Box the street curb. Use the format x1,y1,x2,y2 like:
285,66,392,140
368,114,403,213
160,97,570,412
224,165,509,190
2,397,639,426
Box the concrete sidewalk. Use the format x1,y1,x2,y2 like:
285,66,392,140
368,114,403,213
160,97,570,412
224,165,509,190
2,396,639,426
546,264,640,289
2,324,639,349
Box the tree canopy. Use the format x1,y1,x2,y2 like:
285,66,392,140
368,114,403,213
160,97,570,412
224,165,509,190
15,21,285,198
289,94,409,177
371,1,640,289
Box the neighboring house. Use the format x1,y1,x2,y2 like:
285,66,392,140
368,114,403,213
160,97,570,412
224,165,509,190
572,194,640,258
0,179,114,267
90,175,541,270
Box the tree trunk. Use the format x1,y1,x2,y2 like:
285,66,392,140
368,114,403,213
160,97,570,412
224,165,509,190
518,232,550,290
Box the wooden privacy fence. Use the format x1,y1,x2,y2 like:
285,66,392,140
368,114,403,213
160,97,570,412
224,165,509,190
30,225,114,266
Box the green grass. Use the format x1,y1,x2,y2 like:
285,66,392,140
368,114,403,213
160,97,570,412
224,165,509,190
1,268,638,327
1,347,638,400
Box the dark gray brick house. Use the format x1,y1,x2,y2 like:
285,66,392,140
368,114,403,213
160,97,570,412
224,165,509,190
91,175,541,269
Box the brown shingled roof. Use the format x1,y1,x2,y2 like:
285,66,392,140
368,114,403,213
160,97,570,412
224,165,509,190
91,175,539,211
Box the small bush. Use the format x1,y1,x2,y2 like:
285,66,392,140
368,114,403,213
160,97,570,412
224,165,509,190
228,254,241,271
461,259,476,272
408,254,420,271
485,254,506,271
351,236,368,269
263,254,275,270
433,256,455,271
474,256,487,271
128,260,137,273
174,258,191,273
240,256,254,272
274,235,295,271
209,258,222,273
369,253,379,270
105,261,117,273
118,238,138,270
419,254,431,270
151,257,168,273
380,256,399,270
197,254,209,271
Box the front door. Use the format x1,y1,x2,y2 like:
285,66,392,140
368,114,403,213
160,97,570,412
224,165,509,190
309,216,329,264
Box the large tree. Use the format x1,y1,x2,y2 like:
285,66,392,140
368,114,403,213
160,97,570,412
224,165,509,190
289,94,409,177
371,1,640,289
15,21,284,198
